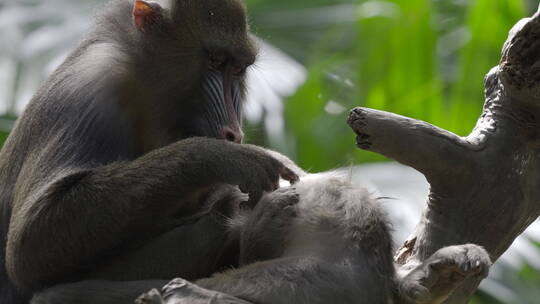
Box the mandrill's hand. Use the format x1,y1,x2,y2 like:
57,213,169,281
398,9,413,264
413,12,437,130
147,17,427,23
178,137,299,204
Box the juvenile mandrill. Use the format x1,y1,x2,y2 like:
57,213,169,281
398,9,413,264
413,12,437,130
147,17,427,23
137,158,492,304
0,0,297,303
198,170,397,304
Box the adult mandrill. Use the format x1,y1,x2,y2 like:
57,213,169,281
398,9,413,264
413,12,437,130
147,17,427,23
0,0,297,303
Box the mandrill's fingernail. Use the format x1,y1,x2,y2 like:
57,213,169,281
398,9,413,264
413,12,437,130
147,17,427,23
281,168,299,185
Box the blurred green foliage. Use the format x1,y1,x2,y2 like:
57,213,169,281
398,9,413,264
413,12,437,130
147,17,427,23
246,0,533,171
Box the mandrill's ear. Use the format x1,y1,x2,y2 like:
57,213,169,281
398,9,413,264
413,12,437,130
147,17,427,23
132,0,163,32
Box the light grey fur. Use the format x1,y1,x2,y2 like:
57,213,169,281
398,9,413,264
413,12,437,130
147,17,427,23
196,171,396,304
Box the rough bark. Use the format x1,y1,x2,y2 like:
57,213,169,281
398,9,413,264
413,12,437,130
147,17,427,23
347,6,540,304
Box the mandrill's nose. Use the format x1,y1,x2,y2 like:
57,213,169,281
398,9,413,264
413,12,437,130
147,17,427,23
222,126,244,143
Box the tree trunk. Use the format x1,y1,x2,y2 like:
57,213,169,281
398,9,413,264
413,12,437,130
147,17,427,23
347,6,540,304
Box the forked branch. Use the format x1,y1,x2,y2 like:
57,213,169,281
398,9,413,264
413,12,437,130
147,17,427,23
348,5,540,304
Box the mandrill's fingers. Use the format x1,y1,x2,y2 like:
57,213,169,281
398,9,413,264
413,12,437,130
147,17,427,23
280,166,299,185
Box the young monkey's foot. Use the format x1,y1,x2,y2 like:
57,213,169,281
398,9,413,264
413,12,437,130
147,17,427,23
398,244,491,304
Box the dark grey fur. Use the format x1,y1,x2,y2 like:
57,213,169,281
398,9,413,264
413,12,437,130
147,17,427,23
0,1,296,303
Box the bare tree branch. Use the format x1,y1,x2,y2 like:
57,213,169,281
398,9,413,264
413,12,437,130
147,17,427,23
348,6,540,304
347,108,476,188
